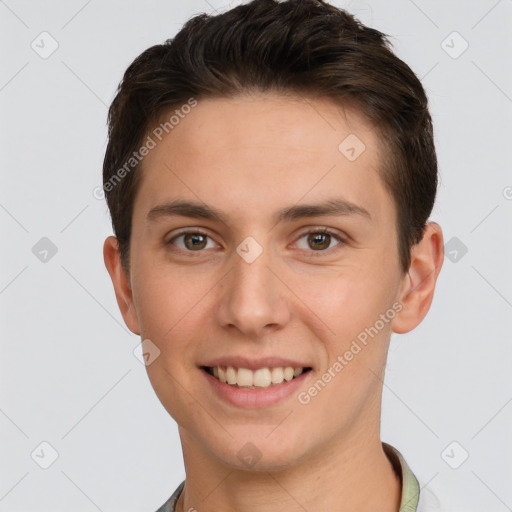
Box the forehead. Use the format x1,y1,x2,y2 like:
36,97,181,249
134,93,394,226
149,93,377,161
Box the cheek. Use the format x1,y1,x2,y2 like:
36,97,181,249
131,264,200,353
293,266,396,342
135,269,208,425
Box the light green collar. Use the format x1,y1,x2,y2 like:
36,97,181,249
383,442,420,511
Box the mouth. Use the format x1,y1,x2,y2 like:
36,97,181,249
201,365,313,389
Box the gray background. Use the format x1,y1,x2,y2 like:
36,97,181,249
1,0,511,510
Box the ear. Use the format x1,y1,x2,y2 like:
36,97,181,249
391,222,444,334
103,236,141,335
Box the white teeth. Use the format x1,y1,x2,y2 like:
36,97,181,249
209,365,307,389
253,368,272,388
271,367,284,384
237,367,253,387
283,367,294,381
226,366,237,385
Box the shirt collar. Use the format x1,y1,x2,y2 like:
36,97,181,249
383,442,421,511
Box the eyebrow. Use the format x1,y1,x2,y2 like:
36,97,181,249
146,198,372,224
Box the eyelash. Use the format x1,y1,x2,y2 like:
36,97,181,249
166,227,346,256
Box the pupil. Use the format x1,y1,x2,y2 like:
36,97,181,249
185,233,207,250
309,233,329,250
183,233,331,251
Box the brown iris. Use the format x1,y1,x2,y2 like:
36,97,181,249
308,232,331,250
184,233,208,250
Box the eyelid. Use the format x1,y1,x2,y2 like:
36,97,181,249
292,227,346,254
166,228,221,251
165,226,347,254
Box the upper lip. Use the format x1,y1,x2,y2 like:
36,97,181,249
199,356,312,371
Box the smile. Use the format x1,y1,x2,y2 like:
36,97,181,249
202,365,312,389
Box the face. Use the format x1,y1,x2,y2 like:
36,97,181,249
105,93,437,471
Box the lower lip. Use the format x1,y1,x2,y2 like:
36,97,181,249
201,368,311,409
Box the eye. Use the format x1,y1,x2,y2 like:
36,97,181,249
166,228,345,255
294,228,344,253
167,230,219,252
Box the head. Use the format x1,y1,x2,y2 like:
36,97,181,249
103,0,443,471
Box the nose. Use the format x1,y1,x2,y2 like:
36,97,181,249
215,243,291,339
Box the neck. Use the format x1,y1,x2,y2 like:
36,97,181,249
175,428,401,512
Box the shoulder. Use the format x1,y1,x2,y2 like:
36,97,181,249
383,442,446,512
417,486,444,512
153,480,185,512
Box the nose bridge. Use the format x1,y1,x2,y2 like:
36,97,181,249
216,238,290,336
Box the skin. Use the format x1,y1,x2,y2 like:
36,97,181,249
104,93,444,512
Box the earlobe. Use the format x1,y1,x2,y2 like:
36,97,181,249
103,236,141,335
391,222,444,334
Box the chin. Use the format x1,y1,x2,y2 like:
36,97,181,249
209,427,307,472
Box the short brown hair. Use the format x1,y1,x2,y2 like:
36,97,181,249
103,0,438,274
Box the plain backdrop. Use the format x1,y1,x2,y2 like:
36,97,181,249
1,0,511,510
